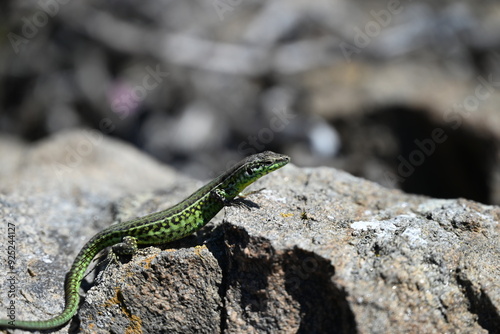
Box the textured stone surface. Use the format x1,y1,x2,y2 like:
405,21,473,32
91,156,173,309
0,130,185,333
80,246,223,334
220,168,500,333
0,131,498,333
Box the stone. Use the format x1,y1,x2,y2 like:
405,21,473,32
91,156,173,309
0,131,498,333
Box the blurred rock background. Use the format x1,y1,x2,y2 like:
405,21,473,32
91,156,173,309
1,0,500,204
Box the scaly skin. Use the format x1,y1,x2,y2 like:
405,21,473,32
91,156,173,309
0,151,290,330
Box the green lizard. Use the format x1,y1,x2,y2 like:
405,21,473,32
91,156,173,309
0,151,289,330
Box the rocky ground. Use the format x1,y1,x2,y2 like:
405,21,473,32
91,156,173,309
0,131,498,333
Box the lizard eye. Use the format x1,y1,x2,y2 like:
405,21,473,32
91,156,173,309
246,167,254,176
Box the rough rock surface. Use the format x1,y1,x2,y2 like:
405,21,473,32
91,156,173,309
0,131,499,333
80,246,223,334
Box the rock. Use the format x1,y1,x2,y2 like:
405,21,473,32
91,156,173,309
0,131,498,333
79,246,223,334
0,130,185,333
220,168,500,333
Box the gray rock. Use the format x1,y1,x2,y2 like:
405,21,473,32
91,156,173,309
80,246,223,334
221,168,500,333
0,131,498,333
